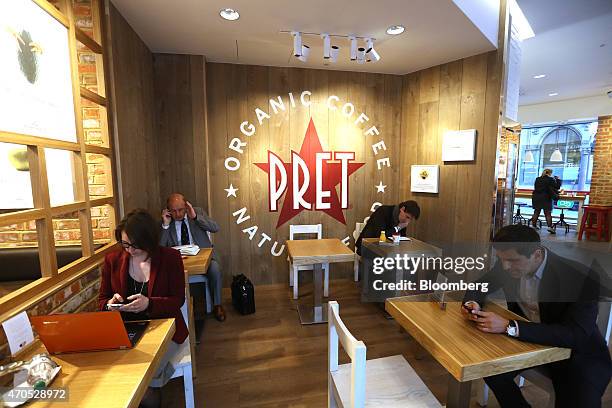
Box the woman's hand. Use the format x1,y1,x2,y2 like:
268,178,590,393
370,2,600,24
120,294,149,313
107,293,124,305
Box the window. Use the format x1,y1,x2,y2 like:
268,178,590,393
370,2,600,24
0,0,118,318
517,122,597,191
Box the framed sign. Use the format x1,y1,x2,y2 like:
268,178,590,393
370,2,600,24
0,0,76,141
442,129,477,161
410,165,439,194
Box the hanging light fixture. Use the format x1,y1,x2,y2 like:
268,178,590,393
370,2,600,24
292,32,302,57
549,128,564,162
523,130,534,163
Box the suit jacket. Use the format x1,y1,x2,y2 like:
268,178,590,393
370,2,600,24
159,207,219,256
98,247,188,344
532,175,561,209
355,205,406,255
464,251,611,393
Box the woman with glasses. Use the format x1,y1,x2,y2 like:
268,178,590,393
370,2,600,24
98,208,187,408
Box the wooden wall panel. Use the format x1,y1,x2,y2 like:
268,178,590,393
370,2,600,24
207,64,404,284
153,54,208,212
107,3,159,215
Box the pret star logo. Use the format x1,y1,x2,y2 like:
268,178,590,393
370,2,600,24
255,118,365,228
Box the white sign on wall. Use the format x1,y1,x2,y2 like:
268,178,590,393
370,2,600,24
410,165,439,194
442,129,477,161
0,0,76,141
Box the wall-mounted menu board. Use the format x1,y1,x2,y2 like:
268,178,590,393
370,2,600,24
0,0,76,142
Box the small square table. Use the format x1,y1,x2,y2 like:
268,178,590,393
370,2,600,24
286,238,355,325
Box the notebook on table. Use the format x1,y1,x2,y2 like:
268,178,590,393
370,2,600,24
31,311,149,354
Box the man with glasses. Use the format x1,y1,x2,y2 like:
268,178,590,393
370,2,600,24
160,193,226,322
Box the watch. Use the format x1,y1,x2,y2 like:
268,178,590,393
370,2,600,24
506,320,518,337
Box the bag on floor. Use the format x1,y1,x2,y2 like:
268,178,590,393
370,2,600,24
231,274,255,315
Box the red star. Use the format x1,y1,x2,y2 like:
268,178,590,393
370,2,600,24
255,118,365,229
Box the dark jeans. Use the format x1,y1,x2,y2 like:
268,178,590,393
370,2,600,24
485,366,603,408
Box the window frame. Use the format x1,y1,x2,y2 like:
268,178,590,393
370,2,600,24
0,0,119,321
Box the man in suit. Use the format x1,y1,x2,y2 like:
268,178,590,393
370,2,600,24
355,200,420,255
160,193,226,321
462,225,611,408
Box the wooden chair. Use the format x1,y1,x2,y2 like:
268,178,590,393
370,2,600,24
288,224,329,300
477,297,612,407
328,301,442,407
188,231,213,314
352,222,366,282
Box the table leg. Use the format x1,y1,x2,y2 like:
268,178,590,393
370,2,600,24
297,263,328,325
446,376,472,408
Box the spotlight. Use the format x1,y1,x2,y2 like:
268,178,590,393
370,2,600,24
329,45,339,63
357,47,366,64
297,44,310,62
349,36,357,61
322,34,331,59
365,38,380,62
292,32,302,57
219,8,239,21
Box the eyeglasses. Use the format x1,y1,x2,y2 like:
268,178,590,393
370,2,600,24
168,208,186,214
120,241,141,250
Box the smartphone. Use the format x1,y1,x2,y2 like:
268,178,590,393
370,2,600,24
107,303,123,310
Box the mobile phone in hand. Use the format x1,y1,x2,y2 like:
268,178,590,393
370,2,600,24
107,303,123,311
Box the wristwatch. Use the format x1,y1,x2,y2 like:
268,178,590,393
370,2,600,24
506,320,518,337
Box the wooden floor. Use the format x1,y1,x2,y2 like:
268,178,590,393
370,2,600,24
163,279,612,407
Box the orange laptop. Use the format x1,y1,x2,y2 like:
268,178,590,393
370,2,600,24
31,311,149,354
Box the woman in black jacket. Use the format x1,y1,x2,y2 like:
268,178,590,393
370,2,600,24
530,169,561,233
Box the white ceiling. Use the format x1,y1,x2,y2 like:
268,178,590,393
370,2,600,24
110,0,497,75
517,0,612,106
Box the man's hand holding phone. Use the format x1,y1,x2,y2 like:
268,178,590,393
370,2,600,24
461,301,480,317
107,293,124,311
161,208,172,226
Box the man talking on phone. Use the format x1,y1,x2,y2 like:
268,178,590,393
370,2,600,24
160,193,226,322
462,225,610,408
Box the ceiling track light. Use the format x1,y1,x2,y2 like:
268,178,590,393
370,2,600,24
365,38,380,62
292,31,302,57
349,36,357,61
357,47,366,64
297,44,310,62
322,34,331,59
329,45,339,63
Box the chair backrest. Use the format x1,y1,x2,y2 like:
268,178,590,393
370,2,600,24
290,224,323,240
597,298,612,345
328,301,366,408
352,222,366,241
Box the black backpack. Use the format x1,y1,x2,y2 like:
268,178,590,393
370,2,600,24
231,274,255,315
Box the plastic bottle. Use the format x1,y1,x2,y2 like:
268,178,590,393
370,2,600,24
26,354,57,389
379,230,386,242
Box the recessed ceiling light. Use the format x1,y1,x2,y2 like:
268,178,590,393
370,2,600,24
219,8,239,21
548,92,559,96
386,25,405,35
533,74,546,79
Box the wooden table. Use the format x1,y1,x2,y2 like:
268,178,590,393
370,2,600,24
182,248,213,276
27,318,176,408
286,238,355,325
361,238,442,301
386,294,570,408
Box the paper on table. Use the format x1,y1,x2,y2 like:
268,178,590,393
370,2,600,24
399,237,411,241
1,312,34,356
172,244,200,256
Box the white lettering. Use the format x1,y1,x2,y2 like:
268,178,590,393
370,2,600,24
240,121,255,137
255,108,271,125
354,112,369,126
258,232,272,247
334,152,354,208
269,96,286,114
229,137,247,154
327,95,340,110
225,157,240,171
371,202,382,212
271,241,285,256
377,157,391,170
341,236,350,246
232,207,250,224
341,103,355,118
268,152,287,211
300,91,312,107
288,92,296,108
292,152,311,210
365,126,379,136
372,141,387,155
242,225,258,240
315,152,332,209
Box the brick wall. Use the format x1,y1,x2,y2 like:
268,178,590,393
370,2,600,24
590,115,612,206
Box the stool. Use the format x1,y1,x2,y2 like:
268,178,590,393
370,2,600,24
513,203,530,225
552,206,570,234
578,205,611,241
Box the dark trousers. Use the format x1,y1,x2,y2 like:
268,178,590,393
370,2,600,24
485,366,603,408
